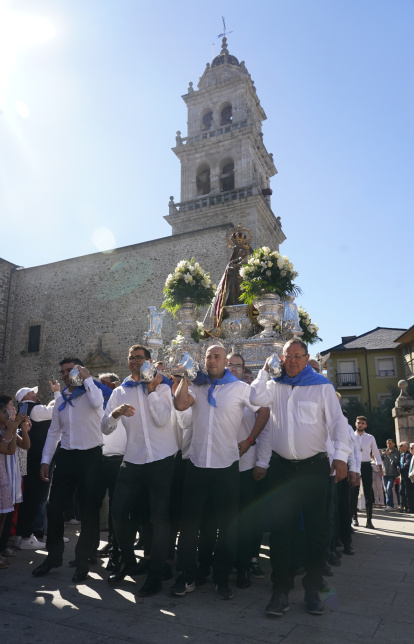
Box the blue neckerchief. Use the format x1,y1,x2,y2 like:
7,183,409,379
92,380,114,410
121,374,172,391
192,368,239,407
273,363,334,387
58,386,86,411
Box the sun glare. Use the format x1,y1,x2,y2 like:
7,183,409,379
0,5,56,109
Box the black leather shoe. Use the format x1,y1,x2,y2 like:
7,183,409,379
107,561,139,584
32,558,62,577
236,569,251,589
343,545,355,555
366,521,375,529
72,568,89,583
137,576,162,597
305,589,324,615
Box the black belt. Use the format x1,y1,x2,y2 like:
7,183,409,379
272,451,328,465
103,455,124,462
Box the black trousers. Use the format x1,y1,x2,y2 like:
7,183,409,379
91,455,123,556
196,467,256,572
351,462,373,521
236,468,256,571
337,477,352,546
400,475,414,512
16,462,50,539
46,446,103,568
112,455,175,580
268,452,330,593
177,460,239,580
168,452,188,561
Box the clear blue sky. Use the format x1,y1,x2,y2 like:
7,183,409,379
1,0,413,351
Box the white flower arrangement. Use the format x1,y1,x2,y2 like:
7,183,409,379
239,247,300,305
162,258,215,315
298,306,322,344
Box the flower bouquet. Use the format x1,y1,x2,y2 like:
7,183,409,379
239,247,300,305
298,306,322,345
162,258,215,315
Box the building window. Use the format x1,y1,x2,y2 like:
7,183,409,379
220,160,234,191
196,163,211,195
202,110,213,130
28,325,41,353
340,395,361,407
220,103,232,125
336,359,360,388
378,393,392,405
375,356,396,378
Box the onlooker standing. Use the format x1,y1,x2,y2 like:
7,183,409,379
351,417,383,529
381,439,400,511
371,456,384,506
399,441,413,513
15,382,60,549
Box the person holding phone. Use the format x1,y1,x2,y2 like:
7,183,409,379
14,382,61,549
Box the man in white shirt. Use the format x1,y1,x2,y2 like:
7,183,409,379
351,416,383,529
15,382,61,549
102,344,178,597
250,339,350,617
171,345,267,600
32,358,104,582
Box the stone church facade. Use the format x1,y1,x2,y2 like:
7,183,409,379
0,38,285,400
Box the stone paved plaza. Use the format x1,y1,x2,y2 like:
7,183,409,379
0,507,413,643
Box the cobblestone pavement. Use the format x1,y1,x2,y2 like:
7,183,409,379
1,507,413,643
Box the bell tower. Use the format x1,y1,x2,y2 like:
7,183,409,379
165,38,286,250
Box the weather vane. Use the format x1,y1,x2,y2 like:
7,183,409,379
217,16,233,39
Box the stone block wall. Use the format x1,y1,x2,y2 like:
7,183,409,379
1,225,231,401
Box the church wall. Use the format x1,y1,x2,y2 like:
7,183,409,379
1,225,231,401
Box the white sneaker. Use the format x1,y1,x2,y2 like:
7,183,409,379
385,506,395,512
18,535,44,550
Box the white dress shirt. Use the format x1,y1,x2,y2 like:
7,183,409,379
354,431,382,465
326,424,359,473
102,378,178,464
41,377,104,465
103,423,127,457
250,370,350,466
173,408,193,460
29,392,60,422
188,380,259,469
238,407,270,472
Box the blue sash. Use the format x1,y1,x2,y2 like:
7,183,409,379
274,363,333,387
191,368,239,407
58,386,86,411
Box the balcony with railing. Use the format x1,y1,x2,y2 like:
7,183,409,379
176,120,249,146
336,372,362,389
171,185,255,214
